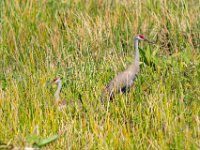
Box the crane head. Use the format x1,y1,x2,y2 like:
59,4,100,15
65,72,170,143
51,77,61,84
136,34,154,44
138,34,145,40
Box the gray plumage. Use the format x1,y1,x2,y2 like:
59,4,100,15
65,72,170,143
102,34,146,101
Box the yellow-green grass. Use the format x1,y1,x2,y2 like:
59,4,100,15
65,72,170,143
0,0,199,149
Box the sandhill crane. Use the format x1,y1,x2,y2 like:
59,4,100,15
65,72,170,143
102,34,153,101
51,77,84,110
51,77,67,107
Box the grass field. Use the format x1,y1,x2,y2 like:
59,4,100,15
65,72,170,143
0,0,200,149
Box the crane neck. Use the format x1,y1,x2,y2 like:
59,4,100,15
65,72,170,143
134,38,140,66
55,81,62,102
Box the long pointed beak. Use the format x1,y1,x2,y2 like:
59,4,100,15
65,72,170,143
144,38,155,44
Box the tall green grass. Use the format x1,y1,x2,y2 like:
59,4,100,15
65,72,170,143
0,0,199,149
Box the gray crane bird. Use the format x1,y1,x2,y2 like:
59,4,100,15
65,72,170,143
51,77,67,107
51,77,84,110
101,34,152,101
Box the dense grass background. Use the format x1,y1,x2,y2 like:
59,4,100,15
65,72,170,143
0,0,200,149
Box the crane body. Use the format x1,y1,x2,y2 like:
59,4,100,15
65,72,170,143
102,34,149,101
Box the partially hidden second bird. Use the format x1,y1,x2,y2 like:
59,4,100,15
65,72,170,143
51,77,83,109
101,34,153,101
51,77,67,107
